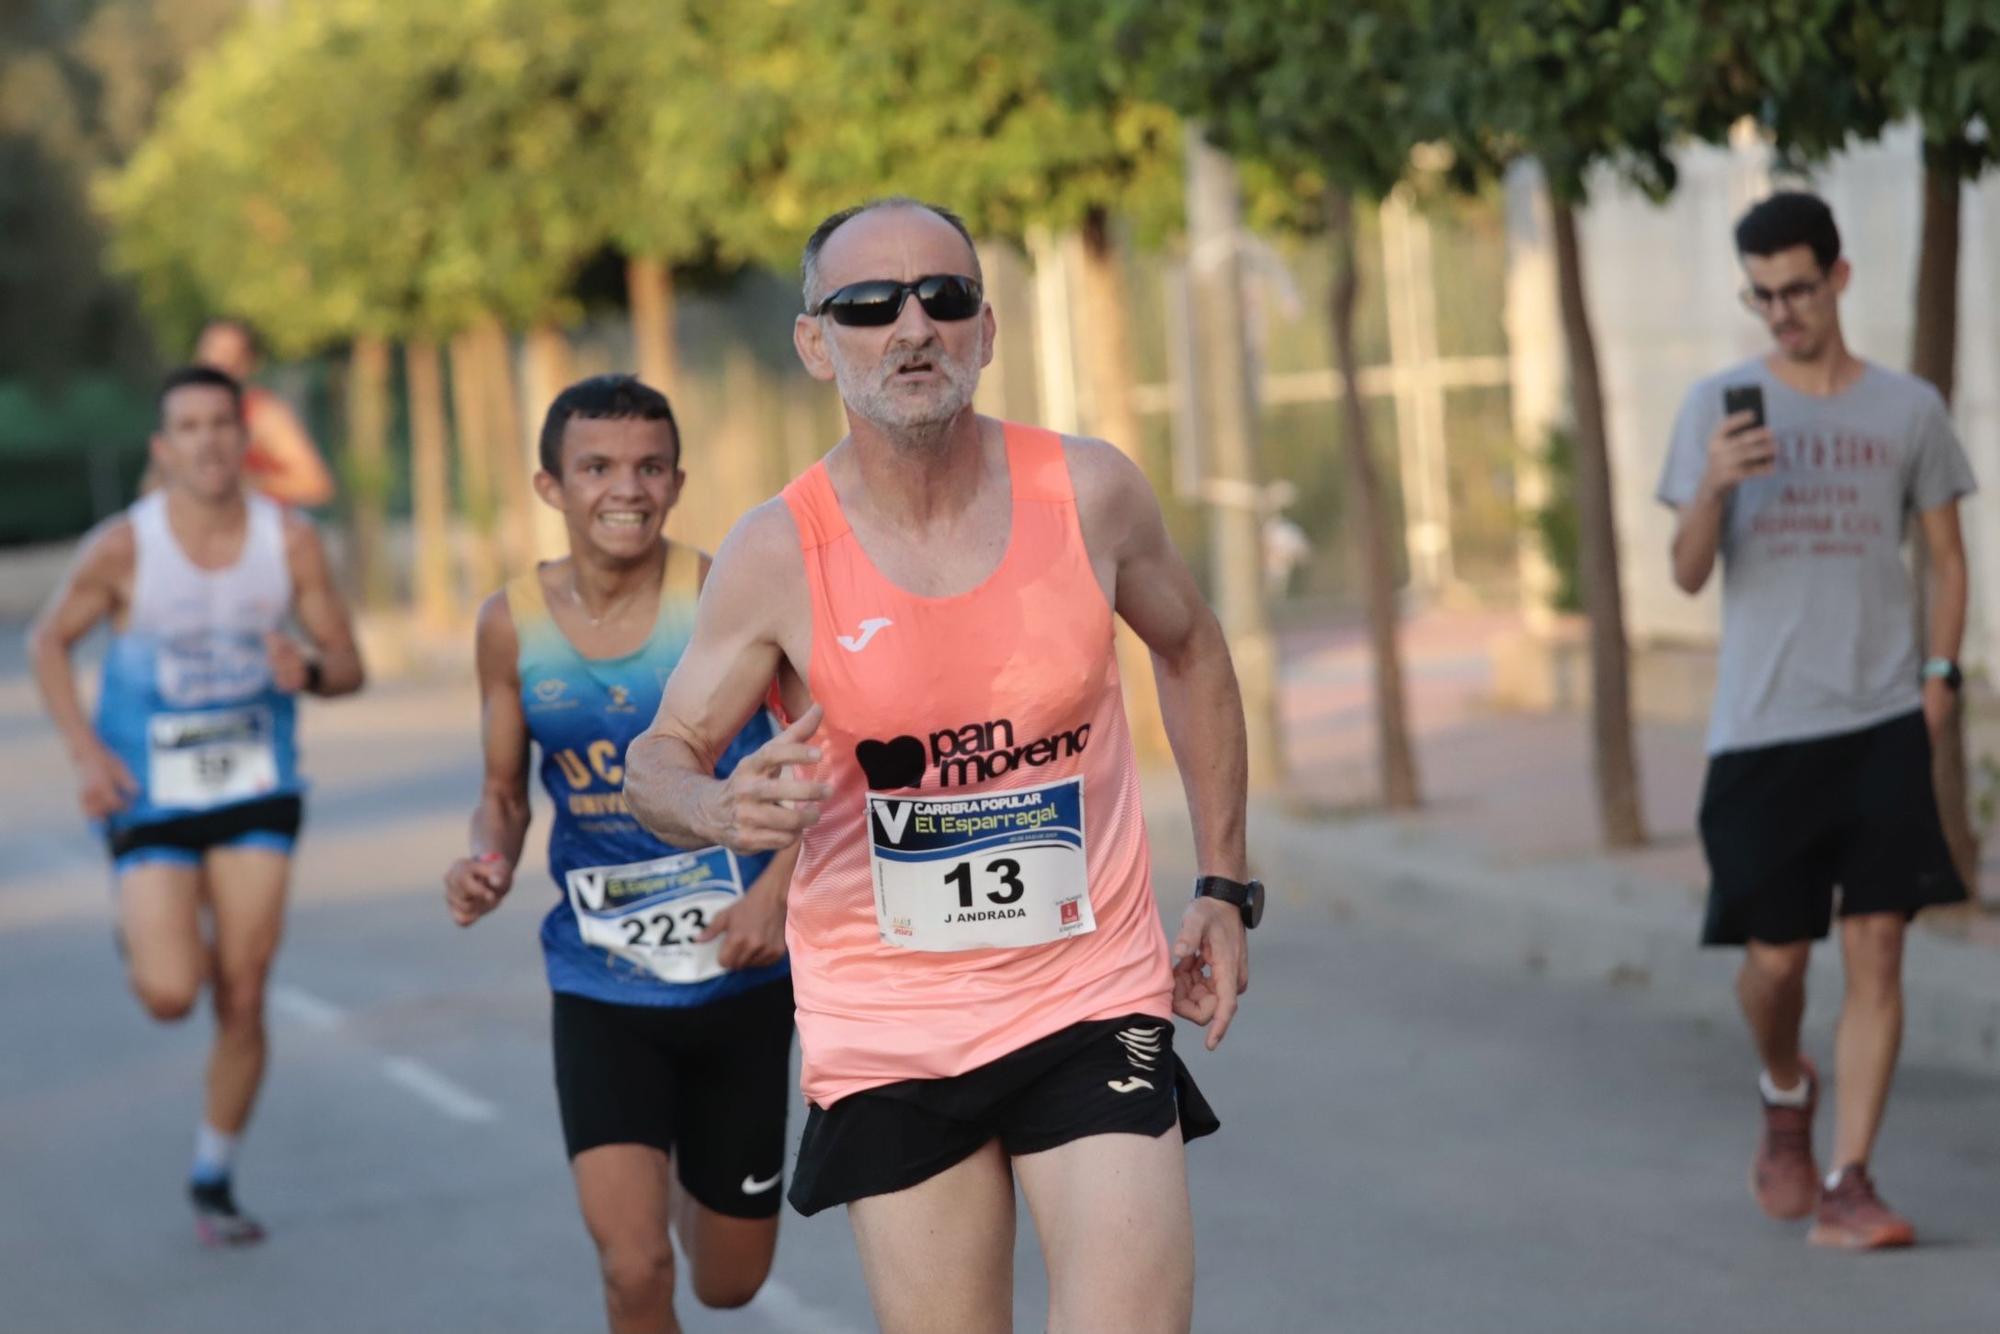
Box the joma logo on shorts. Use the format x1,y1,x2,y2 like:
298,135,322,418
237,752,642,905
854,716,1090,789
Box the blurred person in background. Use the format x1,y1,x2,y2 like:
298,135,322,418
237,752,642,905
442,375,796,1334
133,317,337,508
28,365,365,1246
1659,191,1974,1251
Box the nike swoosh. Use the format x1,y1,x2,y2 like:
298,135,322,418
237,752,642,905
1106,1077,1154,1095
741,1172,781,1195
836,617,893,652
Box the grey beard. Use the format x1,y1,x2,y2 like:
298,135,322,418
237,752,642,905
831,348,978,448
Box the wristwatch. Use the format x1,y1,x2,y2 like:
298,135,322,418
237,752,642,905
1922,657,1963,692
1194,875,1265,930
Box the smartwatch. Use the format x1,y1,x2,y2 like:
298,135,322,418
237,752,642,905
304,659,325,695
1194,875,1264,930
1922,657,1963,692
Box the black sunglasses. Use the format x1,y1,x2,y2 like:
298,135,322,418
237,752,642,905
809,274,983,327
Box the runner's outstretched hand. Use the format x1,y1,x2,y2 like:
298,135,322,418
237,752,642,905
1171,897,1250,1050
444,852,513,927
702,704,831,855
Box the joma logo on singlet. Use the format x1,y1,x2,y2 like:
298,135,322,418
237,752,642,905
855,716,1090,789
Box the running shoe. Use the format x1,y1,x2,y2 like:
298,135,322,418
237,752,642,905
1809,1164,1915,1250
190,1178,266,1248
1750,1059,1820,1220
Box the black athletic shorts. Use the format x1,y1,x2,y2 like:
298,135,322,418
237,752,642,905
788,1012,1220,1218
552,977,795,1219
1698,710,1964,946
106,794,303,873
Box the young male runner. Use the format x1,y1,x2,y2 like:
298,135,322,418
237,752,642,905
29,365,365,1245
1661,192,1975,1249
442,375,795,1334
625,199,1260,1334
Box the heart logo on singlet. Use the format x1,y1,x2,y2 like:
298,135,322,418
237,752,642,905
855,735,926,790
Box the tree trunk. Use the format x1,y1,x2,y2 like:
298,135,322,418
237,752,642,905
405,339,455,632
1328,188,1422,809
1075,207,1172,762
1909,161,1978,896
474,315,535,575
628,255,680,395
344,334,393,609
524,323,576,561
1549,193,1645,847
448,330,503,598
1184,129,1285,787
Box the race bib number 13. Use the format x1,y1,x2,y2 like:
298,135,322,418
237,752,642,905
867,775,1095,952
148,707,279,810
566,847,744,984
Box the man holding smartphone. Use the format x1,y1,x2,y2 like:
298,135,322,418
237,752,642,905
1659,192,1975,1250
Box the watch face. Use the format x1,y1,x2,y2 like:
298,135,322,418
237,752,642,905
1245,880,1265,929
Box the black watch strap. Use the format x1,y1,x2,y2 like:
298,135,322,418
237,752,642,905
1194,875,1265,929
304,659,325,695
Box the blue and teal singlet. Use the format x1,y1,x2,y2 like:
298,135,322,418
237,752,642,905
511,545,787,1008
96,493,303,838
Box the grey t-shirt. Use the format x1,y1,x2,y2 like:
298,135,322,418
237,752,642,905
1658,358,1976,754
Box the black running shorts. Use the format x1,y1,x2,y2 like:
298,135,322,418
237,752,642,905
106,794,303,874
552,977,795,1219
1698,710,1964,946
788,1012,1220,1217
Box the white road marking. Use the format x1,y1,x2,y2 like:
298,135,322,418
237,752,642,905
379,1055,500,1124
271,983,499,1124
746,1278,866,1334
268,983,344,1032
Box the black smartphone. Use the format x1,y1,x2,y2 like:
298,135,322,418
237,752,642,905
1722,383,1765,431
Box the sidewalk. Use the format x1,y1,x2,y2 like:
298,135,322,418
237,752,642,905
1142,607,2000,1077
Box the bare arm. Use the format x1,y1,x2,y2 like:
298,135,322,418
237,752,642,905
27,521,130,763
624,502,829,852
1919,501,1969,735
282,514,365,696
1074,440,1248,880
1670,410,1772,595
444,594,533,926
27,522,142,820
250,397,337,508
1071,437,1249,1049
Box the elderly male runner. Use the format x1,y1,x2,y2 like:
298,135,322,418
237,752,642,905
29,365,364,1245
443,376,795,1334
625,198,1260,1334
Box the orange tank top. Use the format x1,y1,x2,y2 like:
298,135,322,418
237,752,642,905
781,421,1173,1107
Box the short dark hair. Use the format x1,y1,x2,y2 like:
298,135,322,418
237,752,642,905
199,316,262,359
537,374,680,476
1735,192,1841,271
157,365,244,424
800,197,982,311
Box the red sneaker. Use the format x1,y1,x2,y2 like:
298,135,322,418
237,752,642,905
1750,1060,1819,1220
1809,1164,1915,1250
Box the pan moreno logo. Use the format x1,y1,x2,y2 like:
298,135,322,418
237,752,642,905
854,716,1091,790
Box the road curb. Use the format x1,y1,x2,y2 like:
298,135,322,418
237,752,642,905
1141,781,2000,1077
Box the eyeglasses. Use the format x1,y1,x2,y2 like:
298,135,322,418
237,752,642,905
809,274,983,327
1739,276,1826,314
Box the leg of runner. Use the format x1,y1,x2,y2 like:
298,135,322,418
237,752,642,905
574,1145,684,1334
1016,1132,1195,1334
118,859,205,1021
1830,912,1905,1169
1736,939,1810,1087
201,845,289,1139
847,1141,1016,1334
669,1185,777,1309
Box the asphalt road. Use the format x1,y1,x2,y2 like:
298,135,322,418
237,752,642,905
3,644,1998,1333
